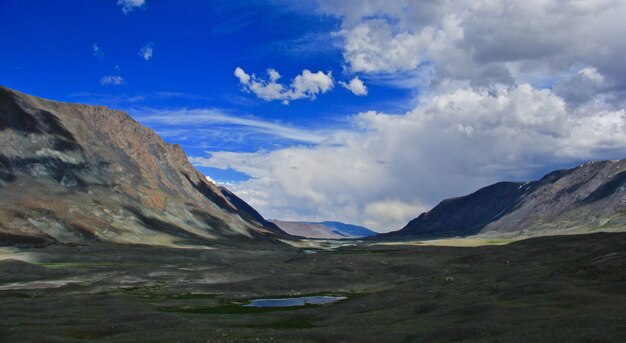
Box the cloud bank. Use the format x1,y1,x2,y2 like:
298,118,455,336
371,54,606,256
198,1,626,231
194,81,625,231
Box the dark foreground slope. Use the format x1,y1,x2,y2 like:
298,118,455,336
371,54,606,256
271,219,376,239
0,86,288,247
0,232,624,342
384,159,626,239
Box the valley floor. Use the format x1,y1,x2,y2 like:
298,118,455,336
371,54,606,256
1,232,625,342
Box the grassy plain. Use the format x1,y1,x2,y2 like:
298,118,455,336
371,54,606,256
0,232,625,342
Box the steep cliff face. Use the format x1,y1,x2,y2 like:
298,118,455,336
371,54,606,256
0,86,289,247
383,159,626,239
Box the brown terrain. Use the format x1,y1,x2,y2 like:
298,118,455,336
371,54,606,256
0,86,288,248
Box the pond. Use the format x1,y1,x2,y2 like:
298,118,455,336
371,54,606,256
243,295,347,307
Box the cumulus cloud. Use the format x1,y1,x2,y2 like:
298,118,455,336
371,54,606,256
100,75,125,86
192,82,626,231
319,0,626,99
234,67,250,84
190,1,626,231
340,76,368,96
117,0,145,14
92,43,103,59
553,67,608,106
234,67,334,104
339,18,438,74
138,42,154,61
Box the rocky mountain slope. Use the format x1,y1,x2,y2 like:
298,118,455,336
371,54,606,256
0,86,289,247
383,159,626,239
271,220,376,239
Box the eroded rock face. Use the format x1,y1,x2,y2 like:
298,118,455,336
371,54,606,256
384,159,626,239
0,86,288,247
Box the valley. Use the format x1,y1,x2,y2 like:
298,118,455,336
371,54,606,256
1,87,625,342
3,1,626,341
1,232,625,342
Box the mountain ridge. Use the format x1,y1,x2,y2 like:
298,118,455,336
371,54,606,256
0,86,289,247
381,158,626,239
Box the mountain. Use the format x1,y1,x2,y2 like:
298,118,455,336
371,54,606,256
382,159,626,239
318,221,377,237
270,220,376,239
0,86,289,247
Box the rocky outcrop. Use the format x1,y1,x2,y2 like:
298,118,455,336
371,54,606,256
0,86,290,247
383,159,626,239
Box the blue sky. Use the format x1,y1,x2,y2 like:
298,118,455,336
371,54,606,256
0,1,410,159
2,1,626,231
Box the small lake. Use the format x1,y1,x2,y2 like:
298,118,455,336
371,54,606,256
243,295,347,307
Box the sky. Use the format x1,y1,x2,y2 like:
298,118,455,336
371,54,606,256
1,0,626,232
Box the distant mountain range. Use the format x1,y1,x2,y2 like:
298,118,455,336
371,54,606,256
0,86,288,247
381,158,626,239
270,220,376,239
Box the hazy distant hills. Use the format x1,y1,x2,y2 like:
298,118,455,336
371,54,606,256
382,159,626,239
0,86,288,247
271,220,376,239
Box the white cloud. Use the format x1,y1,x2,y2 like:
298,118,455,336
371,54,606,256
192,82,626,232
138,42,154,61
340,18,438,74
267,68,281,82
117,0,145,14
363,200,427,230
340,76,368,96
234,67,250,84
100,75,125,86
318,0,626,101
134,108,328,144
166,1,626,232
92,43,103,59
234,67,334,104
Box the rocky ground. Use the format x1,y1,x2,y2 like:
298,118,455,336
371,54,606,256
0,232,625,342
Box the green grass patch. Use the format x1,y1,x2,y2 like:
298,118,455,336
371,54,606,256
37,262,111,269
326,248,403,255
236,318,317,330
0,291,35,298
160,304,309,314
68,329,117,340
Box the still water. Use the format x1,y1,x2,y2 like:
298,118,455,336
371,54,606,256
243,295,347,307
